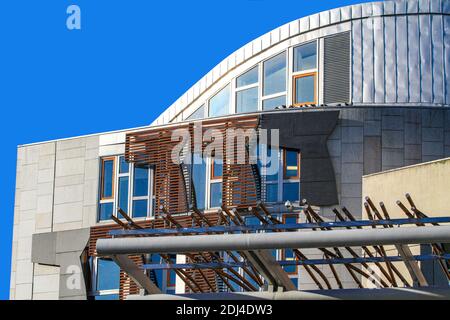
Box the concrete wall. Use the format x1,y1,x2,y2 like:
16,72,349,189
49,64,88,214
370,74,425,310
361,157,450,287
10,135,100,300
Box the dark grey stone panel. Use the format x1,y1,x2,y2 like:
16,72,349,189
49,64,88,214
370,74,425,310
364,120,381,136
422,127,444,142
382,148,404,169
404,144,422,160
405,123,422,144
363,136,381,174
382,130,404,148
422,109,444,128
260,110,340,206
342,143,363,163
382,115,404,130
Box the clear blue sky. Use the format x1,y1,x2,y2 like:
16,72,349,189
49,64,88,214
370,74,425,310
0,0,365,299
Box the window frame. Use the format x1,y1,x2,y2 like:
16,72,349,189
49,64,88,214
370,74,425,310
261,51,287,110
208,156,223,209
259,147,300,204
283,149,301,180
100,157,116,201
98,155,154,222
90,256,120,299
292,72,317,107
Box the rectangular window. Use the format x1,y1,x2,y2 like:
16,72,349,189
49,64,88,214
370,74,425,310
284,150,300,179
209,85,230,117
98,156,153,222
293,42,317,72
192,153,207,210
118,176,129,214
236,87,258,113
293,73,316,106
100,158,115,199
262,95,286,110
210,156,223,208
263,52,286,96
96,258,120,291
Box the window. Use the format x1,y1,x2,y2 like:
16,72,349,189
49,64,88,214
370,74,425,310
100,158,115,199
262,95,286,110
149,254,176,293
209,85,230,117
192,153,207,210
98,155,154,221
292,42,317,107
262,52,286,110
210,156,223,208
90,257,120,300
293,41,317,72
263,53,286,96
258,146,300,204
293,73,316,106
186,105,205,120
236,67,259,113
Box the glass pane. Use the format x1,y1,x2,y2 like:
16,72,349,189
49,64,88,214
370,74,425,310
213,158,223,178
119,156,129,174
102,159,114,198
294,75,315,105
285,150,299,178
293,42,317,72
210,182,222,208
118,177,129,214
265,147,279,182
193,153,206,210
266,184,278,203
132,199,148,218
133,167,149,197
283,182,299,202
209,86,230,117
262,95,285,110
187,105,205,120
245,216,260,226
236,66,258,87
97,258,120,291
263,52,286,96
168,270,176,286
99,202,113,221
284,215,297,224
94,294,119,300
236,87,258,113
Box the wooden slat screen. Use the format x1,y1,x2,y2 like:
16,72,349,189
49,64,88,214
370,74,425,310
125,115,260,212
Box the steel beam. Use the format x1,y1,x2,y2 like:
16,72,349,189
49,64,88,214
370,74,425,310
108,217,450,236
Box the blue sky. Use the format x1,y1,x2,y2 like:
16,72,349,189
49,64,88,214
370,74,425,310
0,0,365,299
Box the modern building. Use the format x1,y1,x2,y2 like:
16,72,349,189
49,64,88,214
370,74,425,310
10,0,450,300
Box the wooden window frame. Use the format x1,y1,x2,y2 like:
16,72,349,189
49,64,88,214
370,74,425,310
283,149,300,180
292,72,317,107
100,157,116,200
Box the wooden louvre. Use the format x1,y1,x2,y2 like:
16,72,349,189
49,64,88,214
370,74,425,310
89,213,221,299
125,115,260,213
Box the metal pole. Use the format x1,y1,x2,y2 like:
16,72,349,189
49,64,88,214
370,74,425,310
97,225,450,255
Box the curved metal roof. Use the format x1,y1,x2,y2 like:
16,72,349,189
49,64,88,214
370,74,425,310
151,0,450,126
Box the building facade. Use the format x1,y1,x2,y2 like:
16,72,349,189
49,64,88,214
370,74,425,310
10,0,450,299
